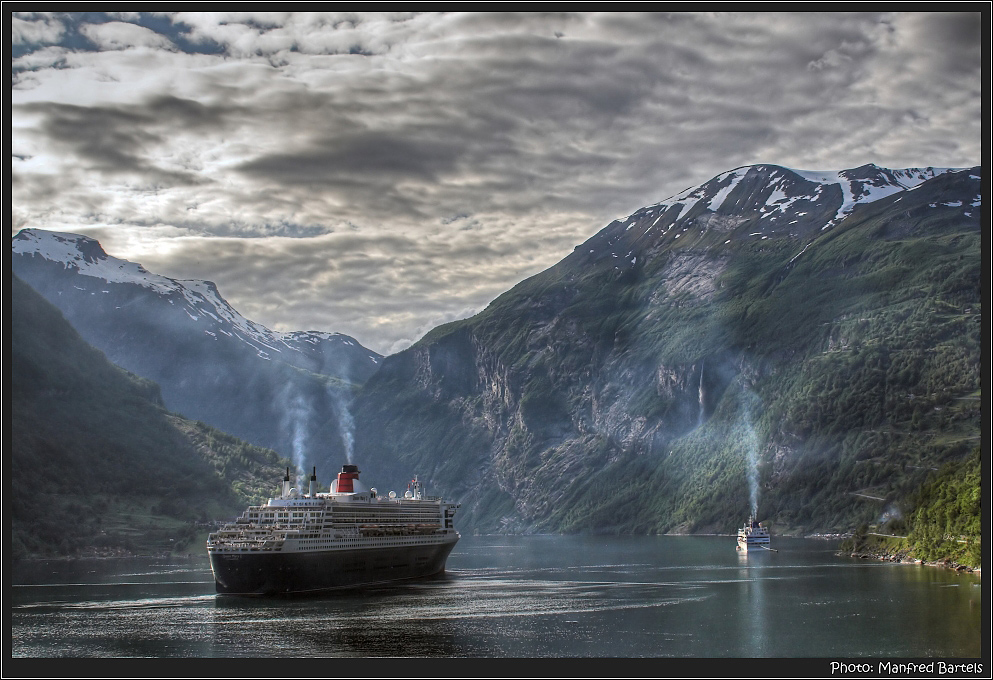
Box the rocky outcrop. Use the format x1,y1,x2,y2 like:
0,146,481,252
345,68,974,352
844,549,981,575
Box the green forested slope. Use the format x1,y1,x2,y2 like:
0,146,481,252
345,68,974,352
906,447,982,566
353,167,982,538
10,273,292,558
842,447,981,568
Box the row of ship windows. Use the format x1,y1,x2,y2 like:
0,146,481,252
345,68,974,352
246,511,442,515
242,519,441,527
216,536,437,549
245,512,442,519
296,537,435,546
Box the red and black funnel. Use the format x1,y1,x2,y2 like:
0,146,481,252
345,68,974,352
336,464,360,493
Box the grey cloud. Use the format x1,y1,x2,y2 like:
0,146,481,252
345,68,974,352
129,222,580,353
12,13,67,46
893,12,981,75
10,12,981,354
35,103,159,170
79,20,177,51
17,97,239,185
237,130,463,186
146,94,240,129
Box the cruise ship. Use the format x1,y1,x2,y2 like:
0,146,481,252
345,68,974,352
207,464,460,595
736,516,771,552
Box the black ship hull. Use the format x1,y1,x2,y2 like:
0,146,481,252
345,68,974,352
209,537,459,596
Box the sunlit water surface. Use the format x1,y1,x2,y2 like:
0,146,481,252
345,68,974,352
9,535,981,658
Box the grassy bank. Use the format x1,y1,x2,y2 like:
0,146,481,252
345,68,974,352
840,447,981,572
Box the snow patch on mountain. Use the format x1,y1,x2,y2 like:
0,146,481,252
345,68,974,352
706,169,744,212
632,164,966,235
12,229,381,366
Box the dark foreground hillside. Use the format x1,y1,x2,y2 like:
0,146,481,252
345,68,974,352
10,273,292,558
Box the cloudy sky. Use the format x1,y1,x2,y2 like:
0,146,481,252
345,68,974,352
11,11,982,355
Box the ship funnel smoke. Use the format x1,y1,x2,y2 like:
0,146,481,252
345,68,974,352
278,387,312,474
329,387,356,465
745,419,760,517
740,388,762,517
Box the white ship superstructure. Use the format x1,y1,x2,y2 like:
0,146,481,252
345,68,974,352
207,465,459,595
736,516,771,552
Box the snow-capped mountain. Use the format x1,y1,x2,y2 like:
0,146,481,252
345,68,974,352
660,163,958,225
568,163,978,275
12,229,382,471
653,163,964,229
11,229,381,375
350,163,981,533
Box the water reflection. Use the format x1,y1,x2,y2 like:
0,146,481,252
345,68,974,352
9,537,982,658
208,580,464,657
735,554,769,656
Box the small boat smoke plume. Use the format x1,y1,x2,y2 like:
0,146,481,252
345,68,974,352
745,417,760,517
740,388,762,517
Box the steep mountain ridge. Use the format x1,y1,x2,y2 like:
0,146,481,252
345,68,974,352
11,230,381,473
10,272,292,558
11,229,381,376
352,164,982,535
10,163,981,537
568,164,963,269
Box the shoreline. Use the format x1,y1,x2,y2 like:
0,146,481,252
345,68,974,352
11,550,209,562
16,538,980,577
841,548,981,576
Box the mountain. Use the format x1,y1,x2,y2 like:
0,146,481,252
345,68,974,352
10,272,293,558
11,230,382,473
350,163,982,535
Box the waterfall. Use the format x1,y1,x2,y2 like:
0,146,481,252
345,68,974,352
697,359,706,427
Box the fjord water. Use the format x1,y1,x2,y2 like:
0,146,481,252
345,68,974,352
10,535,981,658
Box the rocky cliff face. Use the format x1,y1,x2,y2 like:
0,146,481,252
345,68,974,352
353,164,982,535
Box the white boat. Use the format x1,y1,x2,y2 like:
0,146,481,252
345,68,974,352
736,516,771,552
207,464,460,595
